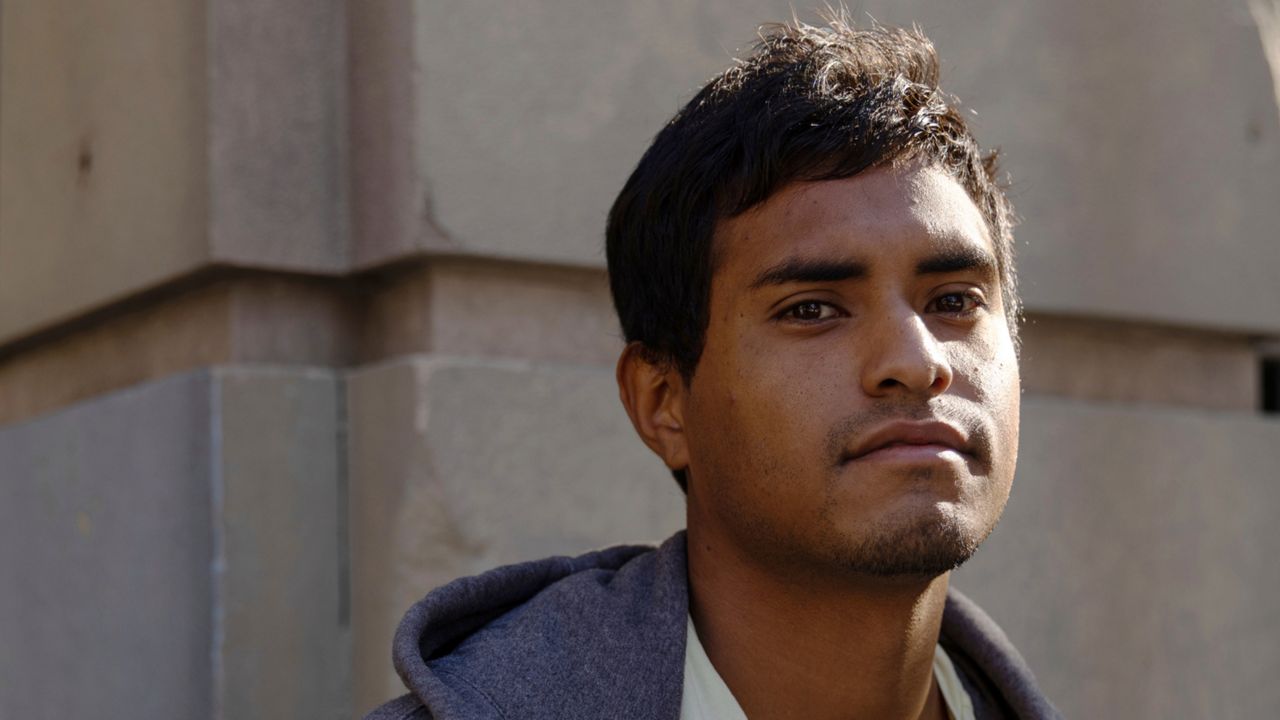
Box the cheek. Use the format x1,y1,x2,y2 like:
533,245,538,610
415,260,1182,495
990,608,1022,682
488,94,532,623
684,334,761,476
950,325,1020,403
688,329,836,487
949,329,1021,454
732,332,847,431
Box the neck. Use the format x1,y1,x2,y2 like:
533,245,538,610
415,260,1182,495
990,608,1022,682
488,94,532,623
686,524,951,720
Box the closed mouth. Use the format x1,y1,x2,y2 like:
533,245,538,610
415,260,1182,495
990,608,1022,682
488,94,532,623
841,420,973,465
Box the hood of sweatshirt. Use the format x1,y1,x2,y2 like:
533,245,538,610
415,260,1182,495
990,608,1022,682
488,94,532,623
366,532,1061,720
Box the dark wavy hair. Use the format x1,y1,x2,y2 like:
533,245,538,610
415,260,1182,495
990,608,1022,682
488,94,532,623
606,18,1018,490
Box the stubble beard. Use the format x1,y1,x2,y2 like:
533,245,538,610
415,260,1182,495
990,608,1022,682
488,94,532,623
816,496,994,578
803,400,1009,580
723,474,1007,585
697,398,1015,584
795,461,1012,580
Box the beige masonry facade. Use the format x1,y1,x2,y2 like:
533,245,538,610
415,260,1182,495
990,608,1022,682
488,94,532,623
2,2,1279,718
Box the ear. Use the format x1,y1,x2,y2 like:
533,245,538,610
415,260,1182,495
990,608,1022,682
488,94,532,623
616,342,690,474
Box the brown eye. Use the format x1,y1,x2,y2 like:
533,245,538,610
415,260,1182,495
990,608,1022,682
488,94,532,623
928,291,983,315
792,302,825,320
780,301,838,323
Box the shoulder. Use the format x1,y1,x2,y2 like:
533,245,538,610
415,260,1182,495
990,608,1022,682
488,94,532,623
427,536,689,711
382,532,691,720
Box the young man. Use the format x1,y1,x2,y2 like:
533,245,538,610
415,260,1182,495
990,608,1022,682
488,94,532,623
366,18,1060,720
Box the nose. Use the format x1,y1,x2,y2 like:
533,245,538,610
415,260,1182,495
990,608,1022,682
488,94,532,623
860,310,953,398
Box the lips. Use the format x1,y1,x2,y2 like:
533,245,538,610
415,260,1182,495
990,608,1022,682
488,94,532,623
842,420,972,463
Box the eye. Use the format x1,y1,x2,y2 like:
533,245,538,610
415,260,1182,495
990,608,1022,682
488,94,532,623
927,290,985,315
778,300,841,323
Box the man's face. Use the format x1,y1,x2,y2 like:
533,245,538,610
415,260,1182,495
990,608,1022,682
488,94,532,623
681,162,1020,580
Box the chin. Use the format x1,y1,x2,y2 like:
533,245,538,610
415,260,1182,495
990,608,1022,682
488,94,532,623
818,500,998,579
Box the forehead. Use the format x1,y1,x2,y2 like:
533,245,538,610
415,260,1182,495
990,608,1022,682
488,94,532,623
713,164,993,275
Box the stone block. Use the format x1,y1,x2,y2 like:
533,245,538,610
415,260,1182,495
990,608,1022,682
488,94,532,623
207,0,348,272
358,259,620,366
879,0,1280,334
1018,314,1259,411
348,1,788,269
0,367,350,719
0,371,215,718
0,284,234,427
0,274,360,427
355,1,1280,332
0,0,209,343
346,355,1280,717
955,396,1280,718
346,354,686,713
347,0,438,267
0,0,348,346
213,366,350,720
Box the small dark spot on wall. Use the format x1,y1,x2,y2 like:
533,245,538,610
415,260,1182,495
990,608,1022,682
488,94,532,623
1246,119,1262,144
77,139,94,179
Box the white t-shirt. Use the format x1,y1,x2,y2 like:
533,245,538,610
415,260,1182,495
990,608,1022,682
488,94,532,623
679,616,976,720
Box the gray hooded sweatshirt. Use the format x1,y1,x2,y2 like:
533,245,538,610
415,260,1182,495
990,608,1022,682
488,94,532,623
364,532,1061,720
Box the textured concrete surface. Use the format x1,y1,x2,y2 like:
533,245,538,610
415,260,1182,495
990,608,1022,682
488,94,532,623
1018,314,1259,411
207,0,348,272
0,283,232,426
2,253,1260,426
0,0,209,344
0,367,350,719
0,275,358,426
0,0,347,346
346,355,686,713
955,397,1280,719
0,372,215,718
348,1,789,269
927,0,1280,334
359,259,620,366
350,1,1280,332
227,276,360,366
347,0,443,268
848,0,1280,333
7,0,1277,345
214,366,349,720
0,259,621,426
6,0,1278,346
347,360,1280,718
4,4,1279,719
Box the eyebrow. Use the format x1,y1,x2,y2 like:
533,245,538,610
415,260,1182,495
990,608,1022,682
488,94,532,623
915,244,999,278
749,258,868,289
748,243,998,290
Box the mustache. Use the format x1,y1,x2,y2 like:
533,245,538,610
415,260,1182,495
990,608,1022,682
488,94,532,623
824,395,995,466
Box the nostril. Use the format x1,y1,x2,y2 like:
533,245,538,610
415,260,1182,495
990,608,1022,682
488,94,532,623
877,377,907,391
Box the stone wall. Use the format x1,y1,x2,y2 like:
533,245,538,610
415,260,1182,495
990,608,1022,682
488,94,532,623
2,2,1277,718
